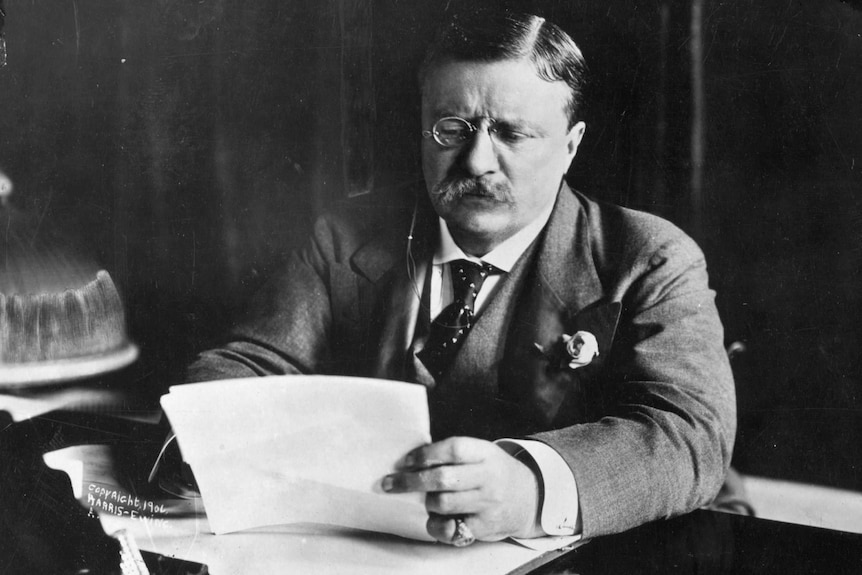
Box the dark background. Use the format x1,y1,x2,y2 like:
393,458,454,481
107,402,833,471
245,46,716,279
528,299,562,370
0,0,860,491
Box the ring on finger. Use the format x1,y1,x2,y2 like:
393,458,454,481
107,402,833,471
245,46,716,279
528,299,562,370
451,518,476,547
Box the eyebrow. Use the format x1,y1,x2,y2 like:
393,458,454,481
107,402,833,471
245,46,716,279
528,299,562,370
428,107,460,120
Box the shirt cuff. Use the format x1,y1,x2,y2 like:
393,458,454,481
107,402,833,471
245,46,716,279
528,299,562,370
496,438,581,536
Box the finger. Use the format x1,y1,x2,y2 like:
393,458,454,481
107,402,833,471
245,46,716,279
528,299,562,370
428,515,489,545
397,436,490,470
426,513,472,545
381,461,483,493
425,489,480,515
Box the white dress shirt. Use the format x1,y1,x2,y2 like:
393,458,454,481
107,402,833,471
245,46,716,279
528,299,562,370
425,201,581,537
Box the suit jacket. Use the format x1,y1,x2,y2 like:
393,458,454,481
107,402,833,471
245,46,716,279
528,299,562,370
187,184,736,538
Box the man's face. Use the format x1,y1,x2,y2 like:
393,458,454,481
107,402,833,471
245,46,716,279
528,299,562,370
421,58,586,256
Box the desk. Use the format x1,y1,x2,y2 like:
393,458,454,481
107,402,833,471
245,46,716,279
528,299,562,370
533,509,862,575
3,409,862,574
100,505,862,575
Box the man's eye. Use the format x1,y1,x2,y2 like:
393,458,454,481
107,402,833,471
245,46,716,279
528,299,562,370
439,127,468,139
492,127,530,143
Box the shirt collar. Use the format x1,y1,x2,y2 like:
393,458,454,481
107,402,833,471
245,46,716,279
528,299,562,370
432,198,555,273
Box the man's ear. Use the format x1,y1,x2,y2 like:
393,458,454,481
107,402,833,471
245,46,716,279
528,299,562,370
565,121,587,163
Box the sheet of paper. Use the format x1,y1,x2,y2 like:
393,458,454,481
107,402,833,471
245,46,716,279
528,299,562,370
41,436,583,575
160,375,433,540
100,511,581,575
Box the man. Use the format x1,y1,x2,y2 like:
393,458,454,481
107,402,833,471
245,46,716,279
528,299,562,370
186,10,736,546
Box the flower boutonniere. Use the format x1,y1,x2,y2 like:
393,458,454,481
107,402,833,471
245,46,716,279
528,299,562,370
534,331,600,371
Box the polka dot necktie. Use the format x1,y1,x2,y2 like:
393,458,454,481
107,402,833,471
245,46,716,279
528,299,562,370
418,259,500,379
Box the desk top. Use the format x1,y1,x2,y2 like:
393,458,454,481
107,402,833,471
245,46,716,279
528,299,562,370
3,407,862,575
532,509,862,575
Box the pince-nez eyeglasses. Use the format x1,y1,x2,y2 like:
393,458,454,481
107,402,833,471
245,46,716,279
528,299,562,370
422,116,502,148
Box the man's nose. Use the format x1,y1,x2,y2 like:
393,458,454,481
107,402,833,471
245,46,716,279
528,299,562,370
459,127,499,176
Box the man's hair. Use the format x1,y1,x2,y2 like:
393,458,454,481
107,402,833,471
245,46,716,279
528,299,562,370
419,9,588,126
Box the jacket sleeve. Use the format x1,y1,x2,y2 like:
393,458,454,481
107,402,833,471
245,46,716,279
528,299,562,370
529,233,736,538
185,216,339,383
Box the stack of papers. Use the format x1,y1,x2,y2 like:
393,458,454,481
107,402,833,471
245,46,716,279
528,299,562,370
160,375,433,540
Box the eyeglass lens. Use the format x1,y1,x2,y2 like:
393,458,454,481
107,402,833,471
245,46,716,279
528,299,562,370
434,118,474,147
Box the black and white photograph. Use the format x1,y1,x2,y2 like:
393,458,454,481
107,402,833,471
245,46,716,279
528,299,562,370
1,1,861,573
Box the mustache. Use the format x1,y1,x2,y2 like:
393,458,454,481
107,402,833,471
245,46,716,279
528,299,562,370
431,175,512,204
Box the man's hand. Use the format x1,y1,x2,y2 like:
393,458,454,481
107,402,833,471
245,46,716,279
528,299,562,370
381,437,544,544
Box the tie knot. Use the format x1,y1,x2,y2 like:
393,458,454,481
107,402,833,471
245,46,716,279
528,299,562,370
449,259,499,311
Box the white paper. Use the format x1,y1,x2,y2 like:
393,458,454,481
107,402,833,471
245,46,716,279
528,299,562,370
100,511,578,575
160,375,433,540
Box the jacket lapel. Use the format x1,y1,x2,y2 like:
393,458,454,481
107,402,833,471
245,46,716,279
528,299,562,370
347,201,435,382
500,186,622,429
535,183,605,312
